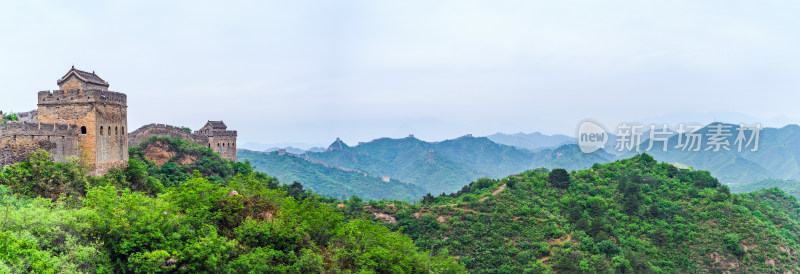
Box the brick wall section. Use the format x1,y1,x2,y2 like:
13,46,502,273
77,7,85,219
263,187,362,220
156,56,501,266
208,132,238,161
129,124,238,161
129,123,238,161
0,121,80,165
129,124,202,147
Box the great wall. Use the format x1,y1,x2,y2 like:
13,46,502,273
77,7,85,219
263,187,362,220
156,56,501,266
128,121,238,161
0,67,237,175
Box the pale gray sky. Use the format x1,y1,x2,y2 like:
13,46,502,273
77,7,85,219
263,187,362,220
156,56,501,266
1,1,799,148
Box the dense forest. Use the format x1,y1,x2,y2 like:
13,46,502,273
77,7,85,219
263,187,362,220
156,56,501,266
0,137,462,272
3,135,800,272
342,154,800,273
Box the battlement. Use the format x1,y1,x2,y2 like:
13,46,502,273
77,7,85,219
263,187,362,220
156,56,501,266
130,122,237,161
128,123,198,147
130,123,188,134
0,121,78,136
38,89,127,106
210,130,237,137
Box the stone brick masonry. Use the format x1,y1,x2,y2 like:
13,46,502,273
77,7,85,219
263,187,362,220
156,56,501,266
129,121,238,161
0,67,238,175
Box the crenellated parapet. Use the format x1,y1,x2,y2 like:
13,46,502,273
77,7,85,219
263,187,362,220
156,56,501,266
128,123,197,147
210,130,238,137
38,89,127,106
1,121,81,166
0,121,79,137
130,120,238,161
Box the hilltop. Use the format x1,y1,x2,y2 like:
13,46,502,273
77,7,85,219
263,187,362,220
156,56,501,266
346,154,800,272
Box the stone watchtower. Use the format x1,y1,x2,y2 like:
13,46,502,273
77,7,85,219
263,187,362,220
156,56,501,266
37,67,128,175
195,121,237,161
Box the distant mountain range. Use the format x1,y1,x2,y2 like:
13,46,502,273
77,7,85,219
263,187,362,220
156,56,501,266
629,123,800,186
485,132,575,151
239,141,327,152
492,125,800,190
240,135,610,200
731,178,800,199
238,150,426,201
240,124,800,201
262,146,326,154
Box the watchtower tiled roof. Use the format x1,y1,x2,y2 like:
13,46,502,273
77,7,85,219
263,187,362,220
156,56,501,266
205,121,227,130
57,66,109,87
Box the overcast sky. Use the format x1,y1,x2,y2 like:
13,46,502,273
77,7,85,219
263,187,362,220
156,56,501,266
2,1,799,148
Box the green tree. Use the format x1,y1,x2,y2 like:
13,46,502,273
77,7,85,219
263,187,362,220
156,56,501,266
549,168,570,188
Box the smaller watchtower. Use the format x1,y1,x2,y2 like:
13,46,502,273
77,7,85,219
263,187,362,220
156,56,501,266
195,121,237,161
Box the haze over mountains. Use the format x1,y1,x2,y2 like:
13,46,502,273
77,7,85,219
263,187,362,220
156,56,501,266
241,122,800,201
240,134,612,200
485,132,575,151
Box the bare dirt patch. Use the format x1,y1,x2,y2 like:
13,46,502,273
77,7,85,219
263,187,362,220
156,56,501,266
144,142,175,167
373,212,397,224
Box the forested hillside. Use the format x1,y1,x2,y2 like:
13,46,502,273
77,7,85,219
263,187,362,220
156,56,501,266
0,137,463,272
345,154,800,273
4,134,800,273
238,149,427,201
242,135,612,199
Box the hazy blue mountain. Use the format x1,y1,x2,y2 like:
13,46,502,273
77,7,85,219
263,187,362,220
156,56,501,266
301,136,612,195
306,147,327,153
263,146,308,154
486,132,574,151
304,136,488,194
629,123,800,186
238,149,426,201
239,141,327,152
731,178,800,199
530,144,616,171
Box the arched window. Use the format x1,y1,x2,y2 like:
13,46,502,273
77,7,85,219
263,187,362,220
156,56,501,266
208,143,211,148
115,127,118,135
100,126,104,135
108,127,111,135
80,126,87,135
121,127,124,135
